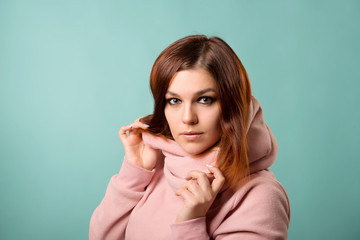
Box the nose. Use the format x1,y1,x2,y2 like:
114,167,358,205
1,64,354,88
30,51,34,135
182,103,198,125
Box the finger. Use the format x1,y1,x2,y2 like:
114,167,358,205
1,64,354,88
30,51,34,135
185,170,213,180
175,187,195,202
206,165,225,193
133,117,150,129
119,117,149,138
127,122,149,133
119,124,132,140
184,179,202,195
185,171,212,191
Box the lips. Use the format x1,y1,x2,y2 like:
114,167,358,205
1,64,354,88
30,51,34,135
181,131,203,140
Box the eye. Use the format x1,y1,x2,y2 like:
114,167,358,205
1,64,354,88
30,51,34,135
166,98,181,105
198,96,215,105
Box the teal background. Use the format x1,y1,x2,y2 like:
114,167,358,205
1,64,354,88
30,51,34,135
1,0,359,239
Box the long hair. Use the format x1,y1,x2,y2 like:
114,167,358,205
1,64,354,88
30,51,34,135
142,35,252,188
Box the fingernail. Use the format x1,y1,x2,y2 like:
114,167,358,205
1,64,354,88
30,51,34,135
206,164,214,168
143,124,150,127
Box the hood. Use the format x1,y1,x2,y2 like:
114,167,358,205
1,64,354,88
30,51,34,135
142,96,277,190
246,96,278,173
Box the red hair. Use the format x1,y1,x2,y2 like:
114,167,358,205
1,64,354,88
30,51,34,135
142,35,252,188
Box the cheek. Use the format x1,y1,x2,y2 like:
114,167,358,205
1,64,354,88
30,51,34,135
203,108,221,131
164,109,177,133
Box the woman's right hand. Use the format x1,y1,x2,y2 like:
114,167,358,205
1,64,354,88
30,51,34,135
118,118,159,170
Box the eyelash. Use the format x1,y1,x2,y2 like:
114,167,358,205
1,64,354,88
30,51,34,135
165,96,216,105
198,96,215,104
166,98,181,105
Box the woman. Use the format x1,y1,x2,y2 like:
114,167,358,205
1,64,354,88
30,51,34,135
89,35,290,239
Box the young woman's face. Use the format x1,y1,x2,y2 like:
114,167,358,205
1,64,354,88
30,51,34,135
164,69,222,155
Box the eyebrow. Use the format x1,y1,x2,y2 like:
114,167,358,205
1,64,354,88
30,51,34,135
166,88,217,96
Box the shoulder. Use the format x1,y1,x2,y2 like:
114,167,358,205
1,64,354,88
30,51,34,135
215,169,290,221
211,170,290,239
232,170,290,214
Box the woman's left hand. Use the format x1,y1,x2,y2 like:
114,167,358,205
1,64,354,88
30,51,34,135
175,165,225,222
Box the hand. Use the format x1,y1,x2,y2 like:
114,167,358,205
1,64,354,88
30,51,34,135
118,118,159,170
175,165,225,222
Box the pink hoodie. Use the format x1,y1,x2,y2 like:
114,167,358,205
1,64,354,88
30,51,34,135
89,97,290,240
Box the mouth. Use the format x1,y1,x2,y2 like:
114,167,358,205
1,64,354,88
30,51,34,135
180,131,203,140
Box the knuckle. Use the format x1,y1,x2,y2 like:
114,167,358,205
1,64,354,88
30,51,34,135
181,182,189,189
189,179,198,186
187,200,197,208
200,196,208,204
199,172,208,179
204,193,213,202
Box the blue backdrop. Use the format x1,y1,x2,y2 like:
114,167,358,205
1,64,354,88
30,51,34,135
1,0,359,239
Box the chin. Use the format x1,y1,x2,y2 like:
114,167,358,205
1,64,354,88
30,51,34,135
179,143,211,156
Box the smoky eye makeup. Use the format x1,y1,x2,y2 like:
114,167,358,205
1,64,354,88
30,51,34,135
165,97,181,105
197,96,216,104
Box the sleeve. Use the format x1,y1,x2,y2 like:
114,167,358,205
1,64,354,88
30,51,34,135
213,180,290,240
89,159,156,240
170,217,209,240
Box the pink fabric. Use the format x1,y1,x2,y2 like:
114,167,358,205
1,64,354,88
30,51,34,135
89,97,290,239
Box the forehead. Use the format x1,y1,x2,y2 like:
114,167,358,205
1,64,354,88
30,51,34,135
167,69,217,93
